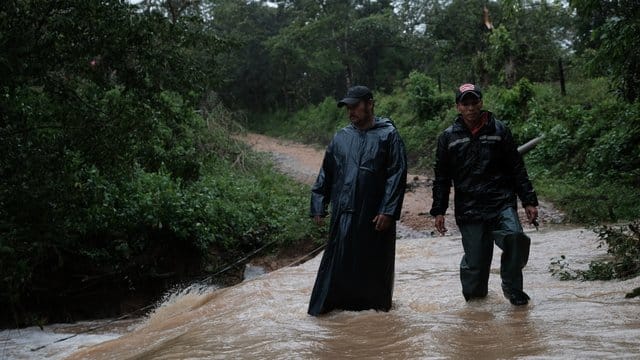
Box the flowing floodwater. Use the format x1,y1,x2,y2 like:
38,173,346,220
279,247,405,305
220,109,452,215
5,226,637,359
2,134,637,359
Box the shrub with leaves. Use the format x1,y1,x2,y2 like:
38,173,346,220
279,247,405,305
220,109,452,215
583,221,640,280
0,1,322,327
406,71,450,120
549,221,640,283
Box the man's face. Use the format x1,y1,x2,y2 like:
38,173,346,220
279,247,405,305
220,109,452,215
456,96,483,123
346,100,373,128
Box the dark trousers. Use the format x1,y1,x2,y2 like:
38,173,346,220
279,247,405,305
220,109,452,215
457,207,531,300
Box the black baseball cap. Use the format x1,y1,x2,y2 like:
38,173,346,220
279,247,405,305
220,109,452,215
455,83,482,103
337,85,374,107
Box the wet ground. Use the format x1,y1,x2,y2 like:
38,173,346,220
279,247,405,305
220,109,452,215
22,226,636,359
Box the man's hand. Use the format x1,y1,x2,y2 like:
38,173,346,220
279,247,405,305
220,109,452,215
313,215,324,226
372,214,393,232
435,214,447,235
524,205,538,225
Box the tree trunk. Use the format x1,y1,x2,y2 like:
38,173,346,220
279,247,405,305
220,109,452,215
505,56,516,87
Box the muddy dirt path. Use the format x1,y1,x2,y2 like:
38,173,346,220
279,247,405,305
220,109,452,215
238,132,564,238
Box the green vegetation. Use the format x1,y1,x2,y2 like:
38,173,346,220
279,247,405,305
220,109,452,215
550,221,640,284
248,75,640,223
0,1,322,327
2,0,638,327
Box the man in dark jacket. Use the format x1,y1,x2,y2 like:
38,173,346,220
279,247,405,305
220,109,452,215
308,85,407,316
430,83,538,306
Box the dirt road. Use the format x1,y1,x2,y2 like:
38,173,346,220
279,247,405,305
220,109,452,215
239,133,441,238
238,132,562,238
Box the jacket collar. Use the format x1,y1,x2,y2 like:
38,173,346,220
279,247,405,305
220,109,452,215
453,111,495,135
348,116,394,131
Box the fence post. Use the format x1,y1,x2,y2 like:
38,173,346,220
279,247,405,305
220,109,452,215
559,58,566,96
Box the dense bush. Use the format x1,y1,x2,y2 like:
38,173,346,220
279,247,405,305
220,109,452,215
0,1,323,327
493,79,640,222
405,71,450,120
488,78,535,128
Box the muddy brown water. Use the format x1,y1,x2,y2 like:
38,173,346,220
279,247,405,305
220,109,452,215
2,229,638,359
43,227,636,359
2,134,637,359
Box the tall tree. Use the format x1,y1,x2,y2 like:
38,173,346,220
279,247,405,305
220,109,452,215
138,0,208,22
204,0,287,111
571,0,640,102
259,0,408,110
0,0,228,325
489,0,570,86
425,0,495,87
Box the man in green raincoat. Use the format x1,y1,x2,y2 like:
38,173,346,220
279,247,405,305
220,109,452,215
308,85,407,316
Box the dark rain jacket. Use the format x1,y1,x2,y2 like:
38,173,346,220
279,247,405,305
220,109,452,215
308,117,407,316
430,111,538,223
